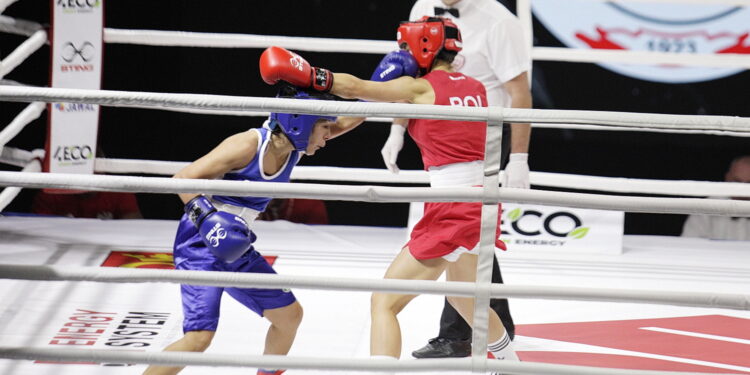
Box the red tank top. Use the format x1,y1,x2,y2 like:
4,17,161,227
407,70,488,170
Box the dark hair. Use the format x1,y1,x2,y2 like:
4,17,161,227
271,125,284,136
435,49,458,66
431,16,460,68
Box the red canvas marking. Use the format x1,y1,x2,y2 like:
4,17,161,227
517,315,750,373
519,352,740,373
100,251,277,268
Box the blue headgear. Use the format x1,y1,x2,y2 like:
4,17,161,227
268,90,336,152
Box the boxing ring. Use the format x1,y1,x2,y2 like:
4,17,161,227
2,1,750,374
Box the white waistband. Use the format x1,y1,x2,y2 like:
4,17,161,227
209,198,261,226
428,161,484,187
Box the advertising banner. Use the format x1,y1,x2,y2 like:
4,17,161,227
47,0,103,176
499,203,624,254
408,202,624,254
532,1,750,83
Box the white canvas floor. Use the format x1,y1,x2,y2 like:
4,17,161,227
0,215,749,374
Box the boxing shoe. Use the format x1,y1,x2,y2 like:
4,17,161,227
411,337,471,358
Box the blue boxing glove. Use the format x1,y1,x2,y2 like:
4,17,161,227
370,50,418,82
185,196,254,263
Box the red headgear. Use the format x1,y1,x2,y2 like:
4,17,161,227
396,16,462,71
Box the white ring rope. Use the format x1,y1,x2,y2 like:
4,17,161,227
1,86,750,132
533,46,750,69
0,78,25,87
0,146,37,168
103,28,396,54
0,86,501,122
2,347,737,375
0,0,20,16
91,158,750,198
5,10,750,70
4,81,750,137
33,94,750,136
529,122,750,137
1,264,748,373
97,100,750,137
2,171,750,216
0,29,47,79
0,101,44,149
0,15,41,37
0,152,39,211
2,264,748,310
582,0,750,5
0,5,747,375
4,151,747,202
101,27,750,69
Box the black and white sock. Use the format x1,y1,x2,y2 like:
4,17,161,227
488,332,518,361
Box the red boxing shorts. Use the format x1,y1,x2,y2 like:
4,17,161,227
407,201,506,260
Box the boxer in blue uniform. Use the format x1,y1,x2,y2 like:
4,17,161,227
143,87,336,375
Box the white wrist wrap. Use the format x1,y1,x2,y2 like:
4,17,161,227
509,153,528,162
390,123,406,136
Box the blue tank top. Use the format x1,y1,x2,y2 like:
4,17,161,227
212,128,300,212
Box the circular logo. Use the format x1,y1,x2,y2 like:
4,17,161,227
532,0,750,83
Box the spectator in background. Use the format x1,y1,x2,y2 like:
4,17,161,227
258,198,329,224
32,190,142,219
682,155,750,241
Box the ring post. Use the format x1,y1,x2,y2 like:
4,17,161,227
471,107,503,372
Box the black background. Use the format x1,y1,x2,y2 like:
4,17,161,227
1,0,748,234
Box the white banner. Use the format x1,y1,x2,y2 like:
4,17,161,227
408,202,624,255
532,1,750,83
47,0,103,175
499,203,624,254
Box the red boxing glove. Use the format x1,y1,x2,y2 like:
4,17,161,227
259,46,333,92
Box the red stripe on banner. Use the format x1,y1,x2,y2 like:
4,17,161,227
518,315,750,370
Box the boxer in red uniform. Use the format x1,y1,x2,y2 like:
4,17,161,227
261,16,518,370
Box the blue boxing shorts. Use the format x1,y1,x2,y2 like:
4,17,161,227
173,215,296,333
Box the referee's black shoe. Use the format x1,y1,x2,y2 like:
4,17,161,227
411,337,471,358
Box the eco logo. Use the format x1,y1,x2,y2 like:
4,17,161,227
53,144,94,167
503,207,590,240
532,1,750,83
56,0,102,13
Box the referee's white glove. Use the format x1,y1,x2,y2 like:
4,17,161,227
502,153,530,189
381,123,406,174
